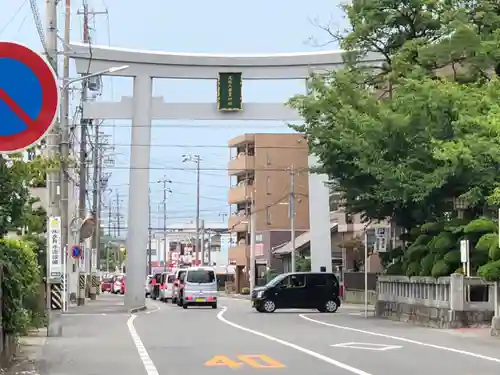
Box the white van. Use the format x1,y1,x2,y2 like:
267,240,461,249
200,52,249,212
177,267,218,309
171,268,188,304
159,273,175,301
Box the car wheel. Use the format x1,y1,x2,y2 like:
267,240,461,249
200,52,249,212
152,295,157,300
323,299,339,313
182,302,188,309
171,297,176,304
211,303,217,309
262,299,276,313
177,296,183,306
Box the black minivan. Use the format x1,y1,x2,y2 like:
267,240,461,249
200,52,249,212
251,272,341,313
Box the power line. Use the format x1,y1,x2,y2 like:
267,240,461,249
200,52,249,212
106,179,228,189
111,143,306,149
0,0,26,36
105,166,309,172
99,123,291,129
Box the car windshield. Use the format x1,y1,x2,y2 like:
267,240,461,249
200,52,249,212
265,274,287,287
186,270,215,284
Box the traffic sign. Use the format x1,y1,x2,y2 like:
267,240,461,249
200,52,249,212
71,245,81,258
0,41,59,153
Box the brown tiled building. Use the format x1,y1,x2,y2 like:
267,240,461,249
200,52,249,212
227,133,310,291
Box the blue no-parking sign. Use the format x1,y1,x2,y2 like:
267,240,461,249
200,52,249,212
0,41,59,153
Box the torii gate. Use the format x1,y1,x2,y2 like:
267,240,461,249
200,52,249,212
69,42,383,310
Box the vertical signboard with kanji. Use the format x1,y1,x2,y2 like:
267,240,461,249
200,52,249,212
217,72,243,111
48,216,62,278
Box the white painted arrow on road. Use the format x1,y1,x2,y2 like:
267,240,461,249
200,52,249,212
331,342,403,351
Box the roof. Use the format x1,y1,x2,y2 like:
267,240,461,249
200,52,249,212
273,223,338,255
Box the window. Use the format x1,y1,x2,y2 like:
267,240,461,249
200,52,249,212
160,273,167,283
186,270,216,284
266,176,271,195
281,274,306,288
266,206,272,224
167,274,175,283
307,274,327,287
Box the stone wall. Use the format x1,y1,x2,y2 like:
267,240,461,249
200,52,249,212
375,300,494,329
376,274,496,329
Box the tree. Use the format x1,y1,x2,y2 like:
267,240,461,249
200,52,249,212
289,0,500,232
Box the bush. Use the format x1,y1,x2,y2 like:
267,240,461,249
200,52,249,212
430,232,455,253
478,260,500,281
464,218,497,234
405,245,428,262
0,238,41,334
475,233,497,252
405,262,420,277
443,250,461,266
420,222,443,235
240,287,250,295
490,240,500,261
385,262,403,275
420,254,435,276
431,260,450,278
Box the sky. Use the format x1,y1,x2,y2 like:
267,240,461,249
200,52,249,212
1,0,346,235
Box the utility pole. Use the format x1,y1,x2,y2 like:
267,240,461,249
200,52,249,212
89,122,100,300
195,157,200,265
159,177,172,271
148,188,152,275
200,219,205,265
45,0,62,338
76,1,89,306
115,191,121,237
290,165,296,273
249,191,256,293
182,154,201,265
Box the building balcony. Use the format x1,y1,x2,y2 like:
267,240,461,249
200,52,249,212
228,243,248,266
228,134,255,148
228,215,249,232
228,184,252,204
228,154,255,176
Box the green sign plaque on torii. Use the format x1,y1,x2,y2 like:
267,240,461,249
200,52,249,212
217,72,243,111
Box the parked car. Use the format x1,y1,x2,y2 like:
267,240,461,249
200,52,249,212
120,276,126,294
145,275,152,297
150,273,162,300
101,277,113,293
251,272,341,313
159,273,175,302
171,268,188,304
177,266,218,309
112,275,124,294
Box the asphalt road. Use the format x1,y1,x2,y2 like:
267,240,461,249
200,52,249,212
40,294,500,375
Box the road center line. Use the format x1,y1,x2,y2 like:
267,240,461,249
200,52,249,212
127,314,159,375
217,307,372,375
299,314,500,363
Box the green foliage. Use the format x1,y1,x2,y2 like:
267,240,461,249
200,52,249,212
385,262,403,275
489,239,500,261
475,233,497,252
289,0,500,233
420,222,443,235
404,245,428,262
443,250,461,268
413,234,432,246
0,238,41,334
405,262,421,277
478,260,500,281
296,257,311,272
464,219,497,234
431,260,450,278
420,254,435,276
428,232,455,254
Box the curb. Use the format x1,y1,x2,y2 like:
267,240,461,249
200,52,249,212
129,306,147,313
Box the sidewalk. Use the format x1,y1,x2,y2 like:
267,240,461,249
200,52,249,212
4,294,147,375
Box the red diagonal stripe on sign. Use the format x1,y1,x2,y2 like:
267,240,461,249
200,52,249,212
0,87,35,130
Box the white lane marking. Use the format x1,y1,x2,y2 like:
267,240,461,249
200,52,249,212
331,342,402,351
127,314,159,375
217,307,372,375
145,303,161,314
299,314,500,363
62,313,110,316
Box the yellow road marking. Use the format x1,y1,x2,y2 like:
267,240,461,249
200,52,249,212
204,355,285,369
238,355,285,368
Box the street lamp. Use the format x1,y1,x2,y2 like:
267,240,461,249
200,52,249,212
61,65,129,92
182,153,202,264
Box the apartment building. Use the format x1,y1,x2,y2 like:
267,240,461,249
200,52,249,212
227,133,310,291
